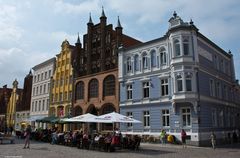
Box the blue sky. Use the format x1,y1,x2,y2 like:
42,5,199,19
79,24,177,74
0,0,239,88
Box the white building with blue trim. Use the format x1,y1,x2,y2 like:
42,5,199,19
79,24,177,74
118,12,240,146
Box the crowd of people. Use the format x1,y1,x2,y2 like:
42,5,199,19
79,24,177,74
26,127,141,152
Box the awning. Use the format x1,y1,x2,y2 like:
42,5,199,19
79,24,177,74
25,115,47,122
36,116,58,123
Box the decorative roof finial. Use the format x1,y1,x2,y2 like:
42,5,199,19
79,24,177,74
88,12,93,24
76,32,81,44
173,11,177,18
117,16,122,28
101,6,106,17
190,19,194,25
228,50,232,54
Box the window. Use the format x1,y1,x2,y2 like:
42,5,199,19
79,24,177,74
219,109,224,127
161,79,169,96
143,111,150,128
142,53,148,70
143,82,150,98
45,72,47,80
127,57,132,73
185,73,192,91
220,59,224,72
162,109,170,127
48,70,51,78
177,74,183,92
35,101,37,112
31,102,34,112
151,50,157,67
223,85,228,100
33,87,35,96
210,79,215,96
43,84,46,94
36,87,39,95
42,100,45,111
41,73,43,81
174,39,181,56
76,81,84,100
48,83,50,92
214,55,219,70
182,108,191,127
212,108,217,127
40,85,42,94
64,92,67,100
46,99,49,111
34,76,36,83
134,55,139,71
38,100,41,111
127,112,133,128
215,81,220,98
60,92,63,101
183,38,189,55
103,75,115,96
159,47,166,65
127,84,133,100
38,74,40,81
89,79,98,98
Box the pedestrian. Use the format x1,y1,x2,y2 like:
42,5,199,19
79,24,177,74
210,131,216,149
23,125,32,149
181,129,187,148
160,129,166,145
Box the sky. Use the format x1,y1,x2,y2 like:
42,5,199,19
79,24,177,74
0,0,239,88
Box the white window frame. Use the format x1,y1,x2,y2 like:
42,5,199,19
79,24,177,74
162,109,170,127
176,74,183,92
174,39,181,57
143,81,150,98
185,73,192,92
143,111,150,128
127,112,133,129
181,107,191,127
159,47,167,65
183,37,190,56
209,79,215,97
126,84,133,100
161,78,169,96
142,53,148,70
126,57,132,73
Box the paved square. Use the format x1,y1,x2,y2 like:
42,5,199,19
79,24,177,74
0,139,240,158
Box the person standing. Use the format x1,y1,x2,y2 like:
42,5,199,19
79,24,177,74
210,131,216,149
181,129,187,148
160,129,166,145
23,125,32,149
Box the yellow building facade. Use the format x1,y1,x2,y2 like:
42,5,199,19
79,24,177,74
6,79,21,128
49,40,73,131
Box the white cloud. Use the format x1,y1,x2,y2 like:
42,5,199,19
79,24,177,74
0,4,23,45
53,0,100,14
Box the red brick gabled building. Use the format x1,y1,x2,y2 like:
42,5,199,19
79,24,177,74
71,9,142,131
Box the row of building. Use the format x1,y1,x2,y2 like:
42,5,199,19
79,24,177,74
0,10,240,146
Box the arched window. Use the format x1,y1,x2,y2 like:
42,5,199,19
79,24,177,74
102,104,116,114
74,106,82,116
142,52,148,70
183,39,189,55
134,54,139,71
88,79,98,98
126,57,132,73
159,47,167,65
75,81,84,100
151,50,157,67
103,75,115,96
174,39,181,56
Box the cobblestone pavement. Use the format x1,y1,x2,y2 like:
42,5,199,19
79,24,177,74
0,139,240,158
